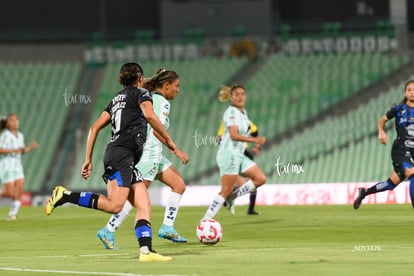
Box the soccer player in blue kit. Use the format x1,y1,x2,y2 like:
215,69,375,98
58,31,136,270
354,80,414,209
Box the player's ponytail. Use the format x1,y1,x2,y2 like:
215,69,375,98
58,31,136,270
143,68,179,92
0,115,7,130
218,85,232,102
218,84,245,102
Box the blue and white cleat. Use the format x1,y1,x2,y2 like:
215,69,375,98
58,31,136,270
158,224,187,243
97,227,118,250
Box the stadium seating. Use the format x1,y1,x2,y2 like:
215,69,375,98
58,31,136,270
197,74,411,185
0,62,81,191
244,53,410,138
67,52,412,189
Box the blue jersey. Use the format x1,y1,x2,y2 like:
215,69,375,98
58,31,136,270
104,86,152,153
386,103,414,149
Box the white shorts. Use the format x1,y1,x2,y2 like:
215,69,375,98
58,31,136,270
0,168,24,184
137,154,172,181
216,148,256,176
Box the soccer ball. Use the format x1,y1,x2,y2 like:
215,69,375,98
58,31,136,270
196,219,223,245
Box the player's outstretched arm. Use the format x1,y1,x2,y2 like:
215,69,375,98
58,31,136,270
140,101,176,152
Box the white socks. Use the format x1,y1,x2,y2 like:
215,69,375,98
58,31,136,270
9,200,21,217
162,191,182,226
203,194,225,220
106,201,133,232
236,180,256,198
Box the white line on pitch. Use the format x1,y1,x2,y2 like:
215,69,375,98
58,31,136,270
0,253,132,259
0,267,189,276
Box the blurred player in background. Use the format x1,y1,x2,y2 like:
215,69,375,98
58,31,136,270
217,120,262,215
354,80,414,209
202,84,266,220
0,113,39,220
96,68,189,250
44,62,185,262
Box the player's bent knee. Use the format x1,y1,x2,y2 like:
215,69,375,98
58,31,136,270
254,174,266,187
174,184,186,194
110,202,126,214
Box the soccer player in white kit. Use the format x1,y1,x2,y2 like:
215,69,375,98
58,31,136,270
0,114,39,220
202,84,266,220
96,69,189,249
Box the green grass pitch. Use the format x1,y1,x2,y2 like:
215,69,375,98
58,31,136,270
1,204,414,275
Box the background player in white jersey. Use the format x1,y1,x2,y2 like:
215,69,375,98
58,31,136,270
97,68,189,250
0,113,39,220
202,84,266,220
217,120,262,215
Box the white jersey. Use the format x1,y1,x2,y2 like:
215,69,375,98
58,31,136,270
219,105,251,153
139,93,170,162
0,129,25,177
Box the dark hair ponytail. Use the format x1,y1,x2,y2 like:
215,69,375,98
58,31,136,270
0,115,7,130
118,62,144,87
143,68,179,92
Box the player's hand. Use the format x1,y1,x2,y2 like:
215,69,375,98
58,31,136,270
174,148,189,164
378,130,388,144
251,146,261,155
30,140,40,149
81,160,93,179
255,136,266,145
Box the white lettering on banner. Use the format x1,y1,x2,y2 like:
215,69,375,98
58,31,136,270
162,182,411,206
85,43,199,63
282,36,397,55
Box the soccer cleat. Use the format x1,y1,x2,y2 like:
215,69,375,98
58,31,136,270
7,215,17,221
97,227,118,250
247,211,260,215
139,252,173,262
353,187,366,210
45,186,67,215
225,188,238,216
158,224,187,243
225,195,236,216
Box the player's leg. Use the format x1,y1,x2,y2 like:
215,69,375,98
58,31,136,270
353,170,401,209
130,181,172,262
156,163,187,243
97,200,133,250
1,180,16,220
45,155,135,215
45,178,129,215
237,163,266,197
204,148,243,218
247,190,259,215
8,177,24,220
404,166,414,207
234,175,259,215
96,155,158,249
203,174,238,220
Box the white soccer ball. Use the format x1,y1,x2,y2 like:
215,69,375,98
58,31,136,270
196,219,223,245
